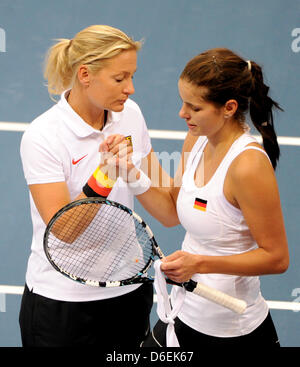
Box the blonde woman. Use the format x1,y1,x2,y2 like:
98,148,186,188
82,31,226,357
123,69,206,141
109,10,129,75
19,25,159,347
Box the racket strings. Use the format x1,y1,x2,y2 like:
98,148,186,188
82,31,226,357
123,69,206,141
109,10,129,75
47,203,154,283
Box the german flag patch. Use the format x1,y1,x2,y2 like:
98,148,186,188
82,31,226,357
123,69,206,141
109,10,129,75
193,197,207,212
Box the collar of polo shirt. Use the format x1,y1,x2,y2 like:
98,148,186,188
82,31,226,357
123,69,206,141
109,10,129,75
57,91,123,138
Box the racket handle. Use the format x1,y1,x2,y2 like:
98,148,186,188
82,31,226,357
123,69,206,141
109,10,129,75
185,280,247,314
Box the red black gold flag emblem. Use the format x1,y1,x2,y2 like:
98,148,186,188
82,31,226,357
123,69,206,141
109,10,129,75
193,197,207,211
125,135,132,146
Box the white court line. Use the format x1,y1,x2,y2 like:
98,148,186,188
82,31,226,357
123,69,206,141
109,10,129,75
0,285,24,295
267,300,300,312
0,122,29,132
1,121,300,146
0,285,299,311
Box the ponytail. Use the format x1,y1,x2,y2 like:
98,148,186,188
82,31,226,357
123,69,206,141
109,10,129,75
249,62,283,170
43,39,74,97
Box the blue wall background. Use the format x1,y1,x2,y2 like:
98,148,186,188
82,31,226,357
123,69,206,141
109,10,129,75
0,0,299,347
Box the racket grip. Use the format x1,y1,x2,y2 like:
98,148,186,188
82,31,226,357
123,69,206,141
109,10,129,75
185,280,247,314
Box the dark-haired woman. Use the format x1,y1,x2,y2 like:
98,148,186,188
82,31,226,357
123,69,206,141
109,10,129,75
105,48,289,347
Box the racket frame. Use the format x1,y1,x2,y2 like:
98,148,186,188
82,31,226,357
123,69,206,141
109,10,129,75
44,197,159,287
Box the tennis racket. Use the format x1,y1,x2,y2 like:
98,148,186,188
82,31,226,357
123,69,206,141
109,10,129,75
43,197,247,314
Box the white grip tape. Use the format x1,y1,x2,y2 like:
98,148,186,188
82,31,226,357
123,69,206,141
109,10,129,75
193,282,247,314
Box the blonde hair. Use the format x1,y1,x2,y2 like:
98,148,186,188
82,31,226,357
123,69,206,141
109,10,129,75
44,25,142,97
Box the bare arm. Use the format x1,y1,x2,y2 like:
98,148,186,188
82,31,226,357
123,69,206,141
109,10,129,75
136,132,199,227
29,182,84,225
29,182,92,243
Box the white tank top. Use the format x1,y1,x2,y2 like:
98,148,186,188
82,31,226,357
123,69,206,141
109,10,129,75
171,133,269,337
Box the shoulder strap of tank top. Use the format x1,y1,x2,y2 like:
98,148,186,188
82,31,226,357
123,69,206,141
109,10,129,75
185,136,207,172
231,133,271,163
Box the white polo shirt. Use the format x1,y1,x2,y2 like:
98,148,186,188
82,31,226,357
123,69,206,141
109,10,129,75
20,91,152,301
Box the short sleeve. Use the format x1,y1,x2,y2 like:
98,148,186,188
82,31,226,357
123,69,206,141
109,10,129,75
20,128,65,185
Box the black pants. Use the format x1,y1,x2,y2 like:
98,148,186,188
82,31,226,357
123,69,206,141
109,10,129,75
19,283,153,347
142,312,280,348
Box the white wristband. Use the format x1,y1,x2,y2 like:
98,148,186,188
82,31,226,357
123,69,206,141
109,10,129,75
128,170,151,195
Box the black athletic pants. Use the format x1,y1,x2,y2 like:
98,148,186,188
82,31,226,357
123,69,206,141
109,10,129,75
19,283,153,347
142,312,280,348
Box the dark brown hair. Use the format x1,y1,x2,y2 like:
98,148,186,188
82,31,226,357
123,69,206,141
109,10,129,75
180,48,282,169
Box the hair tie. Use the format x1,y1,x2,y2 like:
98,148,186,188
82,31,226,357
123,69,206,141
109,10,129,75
261,121,268,127
246,60,251,71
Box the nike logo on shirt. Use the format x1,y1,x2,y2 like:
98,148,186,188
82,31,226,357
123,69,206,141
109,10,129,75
72,154,88,165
